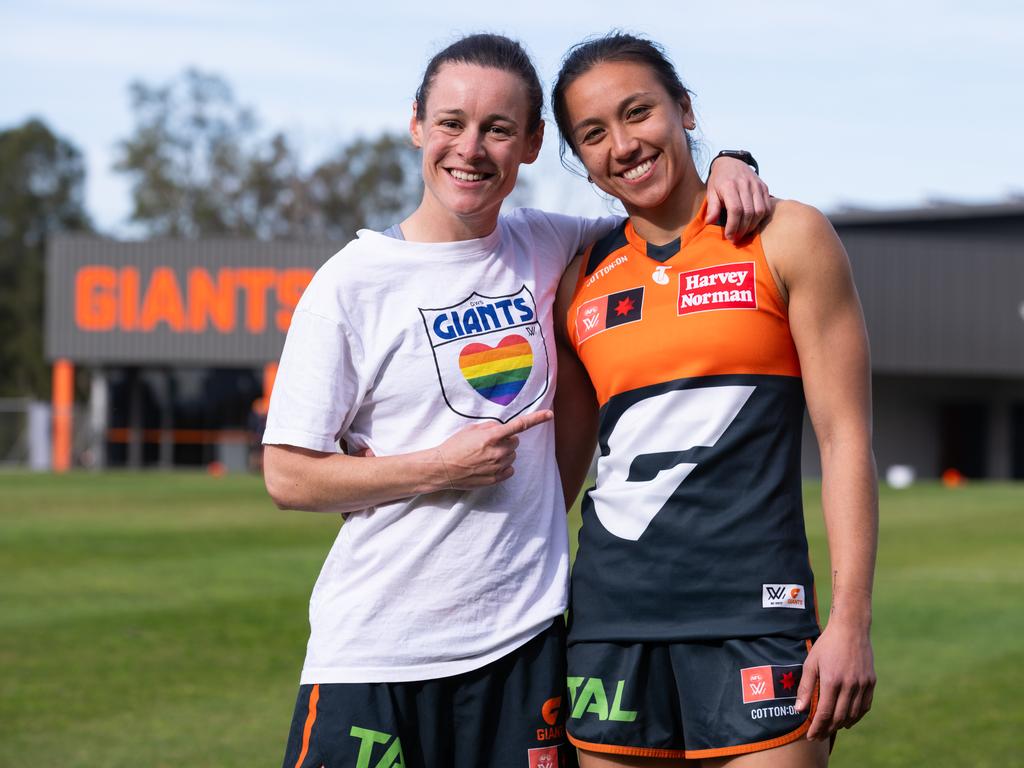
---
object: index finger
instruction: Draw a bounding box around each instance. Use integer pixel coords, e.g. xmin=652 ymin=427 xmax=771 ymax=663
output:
xmin=705 ymin=188 xmax=723 ymax=225
xmin=807 ymin=682 xmax=837 ymax=740
xmin=499 ymin=409 xmax=554 ymax=437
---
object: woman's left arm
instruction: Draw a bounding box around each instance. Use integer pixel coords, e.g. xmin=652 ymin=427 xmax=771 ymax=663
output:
xmin=761 ymin=200 xmax=879 ymax=741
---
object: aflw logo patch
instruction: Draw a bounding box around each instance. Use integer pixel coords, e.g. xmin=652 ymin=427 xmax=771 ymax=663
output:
xmin=678 ymin=261 xmax=757 ymax=315
xmin=740 ymin=663 xmax=802 ymax=704
xmin=575 ymin=287 xmax=644 ymax=344
xmin=528 ymin=746 xmax=562 ymax=768
xmin=762 ymin=584 xmax=806 ymax=609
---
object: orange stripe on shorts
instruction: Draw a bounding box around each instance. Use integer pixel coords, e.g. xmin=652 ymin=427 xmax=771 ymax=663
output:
xmin=293 ymin=683 xmax=320 ymax=768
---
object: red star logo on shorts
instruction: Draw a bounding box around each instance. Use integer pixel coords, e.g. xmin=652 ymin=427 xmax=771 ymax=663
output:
xmin=779 ymin=671 xmax=796 ymax=690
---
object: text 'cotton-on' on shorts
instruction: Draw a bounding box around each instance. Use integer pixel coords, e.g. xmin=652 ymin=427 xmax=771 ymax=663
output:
xmin=283 ymin=617 xmax=575 ymax=768
xmin=565 ymin=633 xmax=818 ymax=761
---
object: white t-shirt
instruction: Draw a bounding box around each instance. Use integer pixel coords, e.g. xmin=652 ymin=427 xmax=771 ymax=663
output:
xmin=264 ymin=208 xmax=615 ymax=683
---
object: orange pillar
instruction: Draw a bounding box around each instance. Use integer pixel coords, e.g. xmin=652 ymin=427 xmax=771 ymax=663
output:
xmin=52 ymin=359 xmax=74 ymax=473
xmin=263 ymin=362 xmax=278 ymax=403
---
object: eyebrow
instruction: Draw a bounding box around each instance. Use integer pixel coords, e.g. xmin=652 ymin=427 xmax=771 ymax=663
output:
xmin=571 ymin=91 xmax=657 ymax=135
xmin=433 ymin=108 xmax=520 ymax=127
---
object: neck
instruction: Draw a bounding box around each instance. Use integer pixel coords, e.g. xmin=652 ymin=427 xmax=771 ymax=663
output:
xmin=625 ymin=169 xmax=706 ymax=245
xmin=401 ymin=193 xmax=499 ymax=243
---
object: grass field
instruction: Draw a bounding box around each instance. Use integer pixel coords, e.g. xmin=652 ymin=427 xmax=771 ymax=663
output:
xmin=1 ymin=472 xmax=1022 ymax=767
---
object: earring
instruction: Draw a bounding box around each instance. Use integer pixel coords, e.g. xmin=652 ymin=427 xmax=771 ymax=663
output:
xmin=587 ymin=175 xmax=593 ymax=183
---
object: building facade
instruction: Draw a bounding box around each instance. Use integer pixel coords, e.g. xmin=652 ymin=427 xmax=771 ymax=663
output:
xmin=801 ymin=202 xmax=1024 ymax=480
xmin=46 ymin=203 xmax=1024 ymax=477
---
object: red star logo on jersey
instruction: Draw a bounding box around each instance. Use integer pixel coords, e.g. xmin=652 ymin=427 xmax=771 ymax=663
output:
xmin=614 ymin=296 xmax=635 ymax=316
xmin=779 ymin=671 xmax=796 ymax=690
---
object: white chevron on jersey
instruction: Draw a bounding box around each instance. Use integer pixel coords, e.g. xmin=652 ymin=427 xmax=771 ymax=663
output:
xmin=591 ymin=385 xmax=755 ymax=540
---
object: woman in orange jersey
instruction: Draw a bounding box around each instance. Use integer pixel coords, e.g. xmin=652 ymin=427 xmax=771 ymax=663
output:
xmin=550 ymin=34 xmax=878 ymax=767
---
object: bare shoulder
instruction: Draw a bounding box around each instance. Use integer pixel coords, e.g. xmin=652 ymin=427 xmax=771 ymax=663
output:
xmin=762 ymin=199 xmax=848 ymax=287
xmin=763 ymin=199 xmax=838 ymax=245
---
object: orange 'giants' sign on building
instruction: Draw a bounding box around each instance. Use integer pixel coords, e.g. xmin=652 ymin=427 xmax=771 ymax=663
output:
xmin=74 ymin=266 xmax=313 ymax=334
xmin=47 ymin=235 xmax=336 ymax=365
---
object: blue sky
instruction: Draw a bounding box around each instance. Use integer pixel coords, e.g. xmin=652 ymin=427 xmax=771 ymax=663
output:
xmin=3 ymin=0 xmax=1022 ymax=234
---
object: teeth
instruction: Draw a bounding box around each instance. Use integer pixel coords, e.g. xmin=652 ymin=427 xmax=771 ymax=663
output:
xmin=622 ymin=159 xmax=654 ymax=180
xmin=450 ymin=169 xmax=486 ymax=181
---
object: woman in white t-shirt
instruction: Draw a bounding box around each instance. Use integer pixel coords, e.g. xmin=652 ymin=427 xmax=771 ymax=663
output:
xmin=262 ymin=33 xmax=768 ymax=768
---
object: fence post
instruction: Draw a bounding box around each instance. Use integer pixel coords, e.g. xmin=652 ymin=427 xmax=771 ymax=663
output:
xmin=52 ymin=359 xmax=74 ymax=473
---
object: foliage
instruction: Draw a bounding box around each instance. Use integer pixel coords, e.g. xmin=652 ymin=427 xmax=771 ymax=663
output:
xmin=302 ymin=133 xmax=422 ymax=240
xmin=114 ymin=69 xmax=422 ymax=241
xmin=113 ymin=69 xmax=260 ymax=238
xmin=1 ymin=474 xmax=1022 ymax=766
xmin=0 ymin=119 xmax=91 ymax=396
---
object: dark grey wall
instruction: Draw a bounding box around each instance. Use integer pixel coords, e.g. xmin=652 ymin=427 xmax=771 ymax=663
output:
xmin=835 ymin=211 xmax=1024 ymax=377
xmin=801 ymin=373 xmax=1024 ymax=480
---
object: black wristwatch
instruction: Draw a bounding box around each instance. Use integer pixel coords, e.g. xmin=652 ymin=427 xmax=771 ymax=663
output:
xmin=710 ymin=149 xmax=759 ymax=175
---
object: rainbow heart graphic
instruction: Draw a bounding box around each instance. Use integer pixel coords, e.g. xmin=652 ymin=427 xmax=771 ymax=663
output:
xmin=458 ymin=334 xmax=533 ymax=406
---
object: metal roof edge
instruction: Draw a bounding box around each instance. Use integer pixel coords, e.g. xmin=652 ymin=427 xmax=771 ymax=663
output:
xmin=828 ymin=201 xmax=1024 ymax=226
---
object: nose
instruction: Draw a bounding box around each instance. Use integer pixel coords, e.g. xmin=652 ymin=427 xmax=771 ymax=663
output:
xmin=456 ymin=127 xmax=486 ymax=163
xmin=609 ymin=125 xmax=640 ymax=162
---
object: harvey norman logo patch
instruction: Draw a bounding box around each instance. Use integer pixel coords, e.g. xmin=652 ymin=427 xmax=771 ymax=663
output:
xmin=762 ymin=584 xmax=806 ymax=609
xmin=678 ymin=261 xmax=757 ymax=315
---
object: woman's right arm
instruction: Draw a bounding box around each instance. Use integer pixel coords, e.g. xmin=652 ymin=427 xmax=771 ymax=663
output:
xmin=264 ymin=444 xmax=446 ymax=513
xmin=553 ymin=253 xmax=599 ymax=510
xmin=263 ymin=266 xmax=553 ymax=514
xmin=264 ymin=412 xmax=554 ymax=514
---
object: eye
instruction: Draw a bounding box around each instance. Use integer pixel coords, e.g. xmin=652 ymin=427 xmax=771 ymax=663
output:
xmin=580 ymin=127 xmax=604 ymax=145
xmin=486 ymin=124 xmax=512 ymax=138
xmin=626 ymin=105 xmax=651 ymax=120
xmin=439 ymin=119 xmax=461 ymax=131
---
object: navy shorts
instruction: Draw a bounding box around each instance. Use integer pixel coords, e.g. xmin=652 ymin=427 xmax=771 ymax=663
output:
xmin=565 ymin=634 xmax=818 ymax=761
xmin=283 ymin=618 xmax=574 ymax=768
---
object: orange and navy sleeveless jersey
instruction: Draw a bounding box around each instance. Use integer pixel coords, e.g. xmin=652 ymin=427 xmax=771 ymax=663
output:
xmin=566 ymin=201 xmax=819 ymax=643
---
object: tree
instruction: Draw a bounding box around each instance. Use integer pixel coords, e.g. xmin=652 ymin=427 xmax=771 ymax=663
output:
xmin=0 ymin=118 xmax=91 ymax=397
xmin=114 ymin=69 xmax=425 ymax=242
xmin=302 ymin=133 xmax=422 ymax=241
xmin=114 ymin=69 xmax=260 ymax=238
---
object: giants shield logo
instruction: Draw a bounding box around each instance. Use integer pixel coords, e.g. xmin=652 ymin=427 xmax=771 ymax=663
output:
xmin=419 ymin=286 xmax=550 ymax=423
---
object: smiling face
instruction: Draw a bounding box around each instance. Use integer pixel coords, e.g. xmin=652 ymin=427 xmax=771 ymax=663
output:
xmin=563 ymin=59 xmax=698 ymax=227
xmin=409 ymin=62 xmax=543 ymax=240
